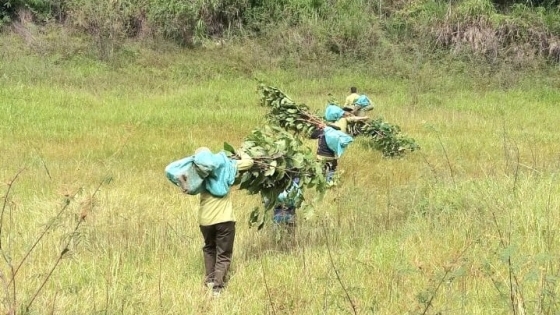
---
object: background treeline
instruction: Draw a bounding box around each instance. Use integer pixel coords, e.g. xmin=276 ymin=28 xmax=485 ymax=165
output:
xmin=2 ymin=0 xmax=560 ymax=65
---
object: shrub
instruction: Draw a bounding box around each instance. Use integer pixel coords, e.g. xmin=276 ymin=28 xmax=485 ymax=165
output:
xmin=0 ymin=0 xmax=62 ymax=26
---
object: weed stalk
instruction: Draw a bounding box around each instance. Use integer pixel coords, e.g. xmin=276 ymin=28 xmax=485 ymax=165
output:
xmin=260 ymin=258 xmax=277 ymax=315
xmin=321 ymin=220 xmax=357 ymax=315
xmin=24 ymin=177 xmax=109 ymax=313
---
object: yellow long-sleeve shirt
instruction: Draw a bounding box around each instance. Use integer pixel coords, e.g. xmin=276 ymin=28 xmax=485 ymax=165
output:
xmin=344 ymin=93 xmax=360 ymax=107
xmin=198 ymin=155 xmax=253 ymax=226
xmin=332 ymin=116 xmax=369 ymax=134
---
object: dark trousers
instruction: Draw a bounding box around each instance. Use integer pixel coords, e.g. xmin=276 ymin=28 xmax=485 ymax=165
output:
xmin=199 ymin=221 xmax=236 ymax=289
xmin=324 ymin=159 xmax=338 ymax=182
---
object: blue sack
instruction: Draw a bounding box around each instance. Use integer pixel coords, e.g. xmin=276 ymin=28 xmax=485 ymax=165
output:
xmin=324 ymin=104 xmax=345 ymax=122
xmin=354 ymin=95 xmax=372 ymax=107
xmin=277 ymin=177 xmax=302 ymax=207
xmin=165 ymin=156 xmax=204 ymax=195
xmin=324 ymin=126 xmax=354 ymax=157
xmin=165 ymin=151 xmax=237 ymax=197
xmin=196 ymin=151 xmax=237 ymax=197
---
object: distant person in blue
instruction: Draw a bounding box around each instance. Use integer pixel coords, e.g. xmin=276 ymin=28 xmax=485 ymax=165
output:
xmin=310 ymin=122 xmax=354 ymax=186
xmin=272 ymin=177 xmax=302 ymax=228
xmin=263 ymin=177 xmax=302 ymax=235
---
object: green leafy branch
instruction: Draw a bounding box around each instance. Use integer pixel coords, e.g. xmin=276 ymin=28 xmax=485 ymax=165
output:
xmin=347 ymin=119 xmax=420 ymax=158
xmin=258 ymin=83 xmax=420 ymax=158
xmin=225 ymin=125 xmax=327 ymax=229
xmin=258 ymin=83 xmax=323 ymax=137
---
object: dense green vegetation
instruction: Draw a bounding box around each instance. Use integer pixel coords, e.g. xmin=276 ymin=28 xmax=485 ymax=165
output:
xmin=3 ymin=0 xmax=560 ymax=65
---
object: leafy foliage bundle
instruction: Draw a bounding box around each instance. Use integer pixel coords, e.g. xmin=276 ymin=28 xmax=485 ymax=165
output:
xmin=258 ymin=84 xmax=323 ymax=137
xmin=346 ymin=119 xmax=420 ymax=157
xmin=225 ymin=124 xmax=327 ymax=229
xmin=258 ymin=83 xmax=419 ymax=158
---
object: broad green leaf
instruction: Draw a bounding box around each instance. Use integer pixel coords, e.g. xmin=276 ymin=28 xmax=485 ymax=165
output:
xmin=249 ymin=207 xmax=260 ymax=225
xmin=264 ymin=160 xmax=277 ymax=177
xmin=223 ymin=142 xmax=235 ymax=154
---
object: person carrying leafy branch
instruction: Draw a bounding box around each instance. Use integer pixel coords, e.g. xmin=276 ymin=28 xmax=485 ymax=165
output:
xmin=165 ymin=146 xmax=253 ymax=297
xmin=324 ymin=103 xmax=370 ymax=134
xmin=310 ymin=123 xmax=354 ymax=186
xmin=344 ymin=86 xmax=360 ymax=108
xmin=351 ymin=94 xmax=375 ymax=117
xmin=343 ymin=86 xmax=375 ymax=117
xmin=258 ymin=83 xmax=418 ymax=158
xmin=310 ymin=123 xmax=337 ymax=185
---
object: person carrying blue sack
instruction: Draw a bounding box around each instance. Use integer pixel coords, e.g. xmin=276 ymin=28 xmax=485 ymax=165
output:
xmin=324 ymin=103 xmax=369 ymax=135
xmin=344 ymin=86 xmax=360 ymax=108
xmin=310 ymin=122 xmax=353 ymax=186
xmin=262 ymin=177 xmax=302 ymax=236
xmin=273 ymin=177 xmax=302 ymax=225
xmin=343 ymin=86 xmax=375 ymax=117
xmin=165 ymin=147 xmax=253 ymax=297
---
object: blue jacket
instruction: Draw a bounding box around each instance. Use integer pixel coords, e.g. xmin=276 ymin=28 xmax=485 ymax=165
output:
xmin=277 ymin=178 xmax=302 ymax=207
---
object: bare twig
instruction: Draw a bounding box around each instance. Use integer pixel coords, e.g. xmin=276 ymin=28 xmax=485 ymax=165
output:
xmin=301 ymin=236 xmax=307 ymax=274
xmin=490 ymin=211 xmax=526 ymax=315
xmin=434 ymin=130 xmax=455 ymax=186
xmin=420 ymin=152 xmax=439 ymax=182
xmin=500 ymin=116 xmax=523 ymax=199
xmin=501 ymin=114 xmax=510 ymax=171
xmin=1 ymin=168 xmax=25 ymax=311
xmin=165 ymin=222 xmax=194 ymax=242
xmin=49 ymin=291 xmax=58 ymax=315
xmin=512 ymin=141 xmax=520 ymax=196
xmin=260 ymin=258 xmax=277 ymax=315
xmin=9 ymin=188 xmax=82 ymax=285
xmin=321 ymin=220 xmax=357 ymax=315
xmin=0 ymin=270 xmax=14 ymax=315
xmin=104 ymin=275 xmax=110 ymax=315
xmin=491 ymin=211 xmax=516 ymax=314
xmin=39 ymin=155 xmax=52 ymax=180
xmin=24 ymin=177 xmax=109 ymax=313
xmin=0 ymin=168 xmax=25 ymax=249
xmin=158 ymin=252 xmax=163 ymax=310
xmin=420 ymin=243 xmax=471 ymax=315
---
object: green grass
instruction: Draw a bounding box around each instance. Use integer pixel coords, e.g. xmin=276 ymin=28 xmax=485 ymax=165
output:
xmin=2 ymin=30 xmax=560 ymax=314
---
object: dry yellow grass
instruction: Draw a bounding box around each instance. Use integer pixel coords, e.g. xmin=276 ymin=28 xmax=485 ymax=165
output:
xmin=2 ymin=31 xmax=560 ymax=314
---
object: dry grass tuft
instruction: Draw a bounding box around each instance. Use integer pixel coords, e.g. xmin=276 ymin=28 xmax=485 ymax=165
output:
xmin=434 ymin=15 xmax=560 ymax=64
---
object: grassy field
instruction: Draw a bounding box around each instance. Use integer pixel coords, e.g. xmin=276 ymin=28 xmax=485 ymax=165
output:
xmin=2 ymin=31 xmax=560 ymax=315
